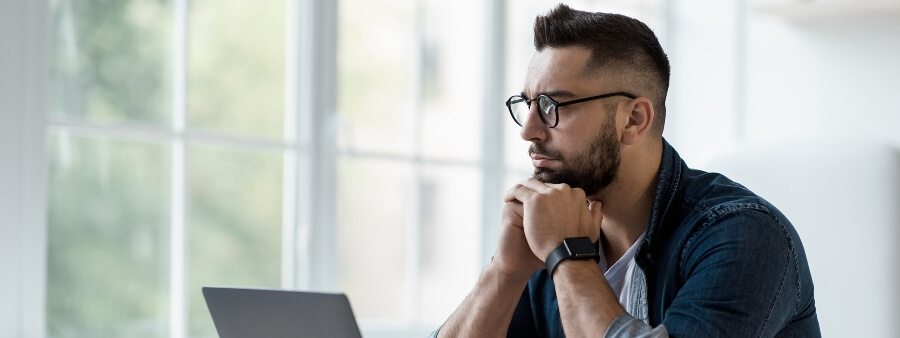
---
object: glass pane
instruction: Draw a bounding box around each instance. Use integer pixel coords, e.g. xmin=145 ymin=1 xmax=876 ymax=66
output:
xmin=336 ymin=157 xmax=411 ymax=320
xmin=418 ymin=0 xmax=484 ymax=161
xmin=48 ymin=0 xmax=172 ymax=125
xmin=417 ymin=165 xmax=481 ymax=324
xmin=338 ymin=0 xmax=416 ymax=156
xmin=187 ymin=145 xmax=283 ymax=337
xmin=47 ymin=133 xmax=170 ymax=337
xmin=187 ymin=0 xmax=286 ymax=139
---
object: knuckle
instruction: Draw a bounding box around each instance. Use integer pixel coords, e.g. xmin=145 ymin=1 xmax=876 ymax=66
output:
xmin=574 ymin=188 xmax=586 ymax=199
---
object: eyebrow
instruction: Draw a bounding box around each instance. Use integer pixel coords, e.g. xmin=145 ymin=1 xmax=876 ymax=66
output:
xmin=521 ymin=90 xmax=578 ymax=100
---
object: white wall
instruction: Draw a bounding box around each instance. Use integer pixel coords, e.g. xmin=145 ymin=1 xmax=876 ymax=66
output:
xmin=663 ymin=0 xmax=741 ymax=164
xmin=665 ymin=0 xmax=900 ymax=161
xmin=744 ymin=4 xmax=900 ymax=148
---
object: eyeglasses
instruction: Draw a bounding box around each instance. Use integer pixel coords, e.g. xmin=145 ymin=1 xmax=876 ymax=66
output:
xmin=506 ymin=92 xmax=637 ymax=128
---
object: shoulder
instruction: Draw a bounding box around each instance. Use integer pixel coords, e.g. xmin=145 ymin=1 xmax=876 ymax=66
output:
xmin=678 ymin=166 xmax=773 ymax=216
xmin=671 ymin=166 xmax=802 ymax=279
xmin=647 ymin=160 xmax=817 ymax=334
xmin=654 ymin=191 xmax=813 ymax=336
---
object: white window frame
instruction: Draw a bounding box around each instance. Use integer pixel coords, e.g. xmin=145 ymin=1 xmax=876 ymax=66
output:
xmin=292 ymin=0 xmax=339 ymax=293
xmin=0 ymin=0 xmax=49 ymax=337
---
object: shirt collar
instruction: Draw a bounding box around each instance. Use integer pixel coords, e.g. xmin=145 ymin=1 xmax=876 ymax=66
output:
xmin=638 ymin=138 xmax=682 ymax=262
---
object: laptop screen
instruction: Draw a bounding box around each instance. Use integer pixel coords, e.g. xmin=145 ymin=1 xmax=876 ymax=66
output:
xmin=203 ymin=287 xmax=363 ymax=338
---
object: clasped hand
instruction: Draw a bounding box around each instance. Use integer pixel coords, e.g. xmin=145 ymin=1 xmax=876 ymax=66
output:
xmin=494 ymin=178 xmax=603 ymax=278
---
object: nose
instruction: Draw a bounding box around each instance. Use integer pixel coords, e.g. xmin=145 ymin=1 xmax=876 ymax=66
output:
xmin=519 ymin=104 xmax=549 ymax=142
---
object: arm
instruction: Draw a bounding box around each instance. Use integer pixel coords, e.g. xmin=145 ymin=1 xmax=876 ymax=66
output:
xmin=552 ymin=259 xmax=625 ymax=335
xmin=552 ymin=260 xmax=668 ymax=337
xmin=436 ymin=201 xmax=543 ymax=338
xmin=436 ymin=262 xmax=533 ymax=338
xmin=569 ymin=209 xmax=806 ymax=338
xmin=655 ymin=209 xmax=805 ymax=337
xmin=506 ymin=179 xmax=632 ymax=336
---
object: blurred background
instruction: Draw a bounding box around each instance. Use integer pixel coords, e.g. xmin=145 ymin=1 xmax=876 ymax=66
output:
xmin=2 ymin=0 xmax=899 ymax=337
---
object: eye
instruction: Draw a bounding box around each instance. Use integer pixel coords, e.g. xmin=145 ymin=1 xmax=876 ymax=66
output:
xmin=538 ymin=96 xmax=555 ymax=115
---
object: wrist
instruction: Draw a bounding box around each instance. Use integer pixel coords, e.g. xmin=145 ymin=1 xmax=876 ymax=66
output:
xmin=487 ymin=259 xmax=538 ymax=284
xmin=552 ymin=259 xmax=598 ymax=278
xmin=545 ymin=237 xmax=599 ymax=277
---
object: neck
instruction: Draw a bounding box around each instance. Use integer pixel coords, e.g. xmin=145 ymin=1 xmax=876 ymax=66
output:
xmin=590 ymin=141 xmax=663 ymax=266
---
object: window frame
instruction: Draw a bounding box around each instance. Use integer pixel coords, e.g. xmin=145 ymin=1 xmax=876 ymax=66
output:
xmin=0 ymin=0 xmax=49 ymax=336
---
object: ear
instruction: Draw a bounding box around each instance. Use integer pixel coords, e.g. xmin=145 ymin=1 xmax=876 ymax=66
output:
xmin=620 ymin=97 xmax=654 ymax=145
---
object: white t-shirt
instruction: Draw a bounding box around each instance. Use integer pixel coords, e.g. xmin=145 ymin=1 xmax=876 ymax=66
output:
xmin=598 ymin=233 xmax=646 ymax=310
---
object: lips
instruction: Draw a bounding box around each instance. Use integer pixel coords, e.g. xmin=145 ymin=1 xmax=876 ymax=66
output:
xmin=531 ymin=154 xmax=557 ymax=168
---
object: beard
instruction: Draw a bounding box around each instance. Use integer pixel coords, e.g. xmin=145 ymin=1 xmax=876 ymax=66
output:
xmin=529 ymin=119 xmax=621 ymax=196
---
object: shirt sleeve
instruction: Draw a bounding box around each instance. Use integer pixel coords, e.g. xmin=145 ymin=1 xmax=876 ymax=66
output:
xmin=654 ymin=208 xmax=808 ymax=337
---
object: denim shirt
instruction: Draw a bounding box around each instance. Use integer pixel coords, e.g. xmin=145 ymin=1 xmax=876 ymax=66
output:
xmin=507 ymin=140 xmax=820 ymax=337
xmin=431 ymin=140 xmax=821 ymax=337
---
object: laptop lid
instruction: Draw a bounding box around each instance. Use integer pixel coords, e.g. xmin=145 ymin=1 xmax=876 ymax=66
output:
xmin=202 ymin=287 xmax=363 ymax=338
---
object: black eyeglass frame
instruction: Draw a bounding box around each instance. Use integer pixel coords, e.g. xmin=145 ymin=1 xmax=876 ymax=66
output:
xmin=506 ymin=91 xmax=637 ymax=128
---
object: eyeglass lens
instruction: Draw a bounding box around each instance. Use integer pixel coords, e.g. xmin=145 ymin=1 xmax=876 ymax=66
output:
xmin=509 ymin=95 xmax=557 ymax=127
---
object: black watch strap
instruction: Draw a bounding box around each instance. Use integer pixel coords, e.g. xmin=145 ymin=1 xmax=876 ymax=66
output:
xmin=545 ymin=237 xmax=598 ymax=277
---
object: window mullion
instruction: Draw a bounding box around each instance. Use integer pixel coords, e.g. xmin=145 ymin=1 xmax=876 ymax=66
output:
xmin=296 ymin=0 xmax=339 ymax=292
xmin=1 ymin=0 xmax=49 ymax=336
xmin=405 ymin=0 xmax=426 ymax=326
xmin=169 ymin=0 xmax=188 ymax=337
xmin=480 ymin=0 xmax=507 ymax=266
xmin=282 ymin=0 xmax=299 ymax=290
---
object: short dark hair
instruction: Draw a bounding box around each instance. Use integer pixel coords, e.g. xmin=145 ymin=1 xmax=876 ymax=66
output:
xmin=534 ymin=4 xmax=671 ymax=135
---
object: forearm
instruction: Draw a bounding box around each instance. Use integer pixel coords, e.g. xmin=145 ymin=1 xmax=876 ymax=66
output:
xmin=437 ymin=263 xmax=532 ymax=338
xmin=552 ymin=259 xmax=625 ymax=337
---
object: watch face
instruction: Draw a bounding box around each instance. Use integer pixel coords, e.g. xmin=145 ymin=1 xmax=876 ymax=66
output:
xmin=564 ymin=237 xmax=596 ymax=258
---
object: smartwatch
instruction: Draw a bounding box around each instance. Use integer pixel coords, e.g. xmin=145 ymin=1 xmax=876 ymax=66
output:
xmin=545 ymin=237 xmax=599 ymax=277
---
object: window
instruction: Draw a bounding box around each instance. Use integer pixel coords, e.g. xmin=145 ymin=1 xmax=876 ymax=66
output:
xmin=335 ymin=0 xmax=486 ymax=330
xmin=47 ymin=0 xmax=286 ymax=337
xmin=43 ymin=0 xmax=665 ymax=337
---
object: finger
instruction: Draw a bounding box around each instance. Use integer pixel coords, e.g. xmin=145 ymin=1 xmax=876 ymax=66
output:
xmin=503 ymin=182 xmax=537 ymax=203
xmin=519 ymin=178 xmax=554 ymax=194
xmin=588 ymin=200 xmax=604 ymax=226
xmin=507 ymin=182 xmax=547 ymax=206
xmin=532 ymin=180 xmax=586 ymax=200
xmin=506 ymin=202 xmax=525 ymax=225
xmin=502 ymin=184 xmax=520 ymax=203
xmin=587 ymin=201 xmax=604 ymax=242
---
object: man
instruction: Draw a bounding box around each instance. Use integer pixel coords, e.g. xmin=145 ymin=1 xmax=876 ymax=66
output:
xmin=432 ymin=4 xmax=819 ymax=338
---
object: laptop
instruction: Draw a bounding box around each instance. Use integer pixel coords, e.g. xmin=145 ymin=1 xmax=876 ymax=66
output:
xmin=202 ymin=287 xmax=363 ymax=338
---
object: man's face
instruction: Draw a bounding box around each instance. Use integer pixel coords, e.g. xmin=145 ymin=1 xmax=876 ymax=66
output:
xmin=529 ymin=115 xmax=620 ymax=197
xmin=520 ymin=47 xmax=622 ymax=196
